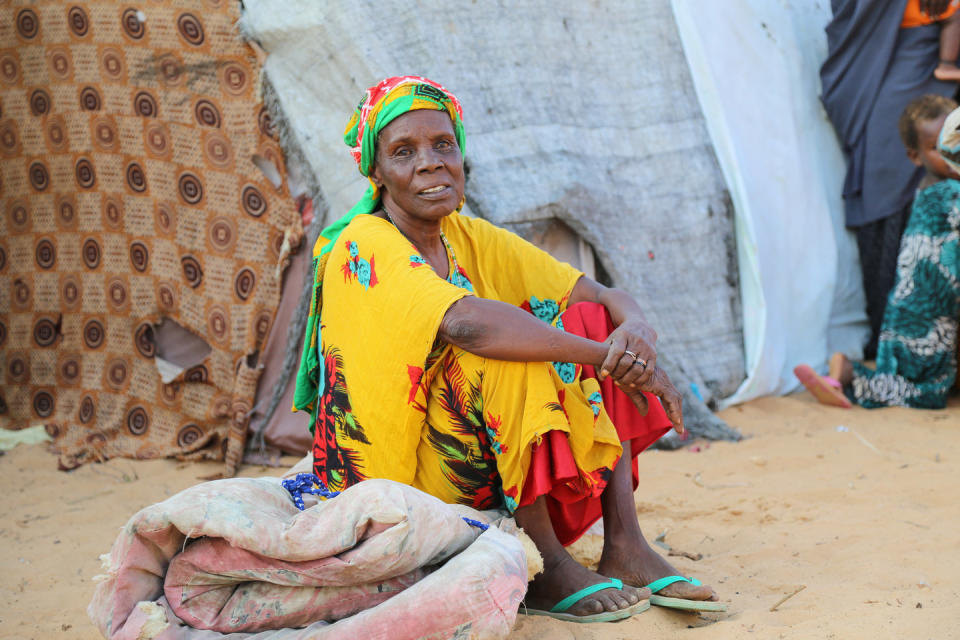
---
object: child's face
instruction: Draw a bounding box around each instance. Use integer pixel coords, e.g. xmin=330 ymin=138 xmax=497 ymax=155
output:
xmin=907 ymin=113 xmax=960 ymax=180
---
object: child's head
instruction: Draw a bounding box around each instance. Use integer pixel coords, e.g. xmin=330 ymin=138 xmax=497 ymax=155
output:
xmin=898 ymin=94 xmax=959 ymax=180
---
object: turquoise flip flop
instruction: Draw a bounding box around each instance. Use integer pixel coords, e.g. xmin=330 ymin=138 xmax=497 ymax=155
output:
xmin=522 ymin=577 xmax=651 ymax=623
xmin=645 ymin=576 xmax=728 ymax=612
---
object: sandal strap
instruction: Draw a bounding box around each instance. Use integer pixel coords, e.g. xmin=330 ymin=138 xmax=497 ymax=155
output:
xmin=644 ymin=575 xmax=701 ymax=594
xmin=550 ymin=578 xmax=624 ymax=613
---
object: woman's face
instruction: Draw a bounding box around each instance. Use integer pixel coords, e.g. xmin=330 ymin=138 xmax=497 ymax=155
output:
xmin=371 ymin=109 xmax=465 ymax=223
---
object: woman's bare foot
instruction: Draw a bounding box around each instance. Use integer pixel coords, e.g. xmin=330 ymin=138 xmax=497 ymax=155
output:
xmin=524 ymin=550 xmax=647 ymax=615
xmin=935 ymin=62 xmax=960 ymax=81
xmin=597 ymin=538 xmax=717 ymax=601
xmin=828 ymin=352 xmax=853 ymax=386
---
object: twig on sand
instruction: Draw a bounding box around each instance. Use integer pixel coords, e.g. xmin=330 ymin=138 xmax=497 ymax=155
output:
xmin=654 ymin=530 xmax=703 ymax=561
xmin=849 ymin=428 xmax=881 ymax=455
xmin=770 ymin=585 xmax=806 ymax=612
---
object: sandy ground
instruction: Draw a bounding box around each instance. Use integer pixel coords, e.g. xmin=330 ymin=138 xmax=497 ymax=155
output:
xmin=1 ymin=392 xmax=958 ymax=639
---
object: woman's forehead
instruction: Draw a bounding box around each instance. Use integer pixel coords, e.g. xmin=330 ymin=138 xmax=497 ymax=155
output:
xmin=378 ymin=109 xmax=455 ymax=143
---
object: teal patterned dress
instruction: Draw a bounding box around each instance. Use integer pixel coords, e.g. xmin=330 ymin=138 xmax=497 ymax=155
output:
xmin=849 ymin=179 xmax=960 ymax=409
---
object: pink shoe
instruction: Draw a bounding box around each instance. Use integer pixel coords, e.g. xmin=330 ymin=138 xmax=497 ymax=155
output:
xmin=793 ymin=364 xmax=852 ymax=408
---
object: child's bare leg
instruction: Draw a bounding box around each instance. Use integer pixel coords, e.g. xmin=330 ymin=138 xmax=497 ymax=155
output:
xmin=935 ymin=12 xmax=960 ymax=81
xmin=828 ymin=352 xmax=854 ymax=386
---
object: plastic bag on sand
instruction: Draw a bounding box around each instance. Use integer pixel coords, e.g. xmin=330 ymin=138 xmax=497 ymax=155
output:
xmin=88 ymin=478 xmax=527 ymax=639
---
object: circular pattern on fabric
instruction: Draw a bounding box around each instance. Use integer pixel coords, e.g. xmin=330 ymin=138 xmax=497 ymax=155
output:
xmin=68 ymin=6 xmax=89 ymax=37
xmin=92 ymin=117 xmax=118 ymax=151
xmin=1 ymin=53 xmax=20 ymax=84
xmin=29 ymin=88 xmax=51 ymax=116
xmin=60 ymin=357 xmax=80 ymax=384
xmin=157 ymin=281 xmax=176 ymax=310
xmin=126 ymin=162 xmax=147 ymax=192
xmin=178 ymin=172 xmax=203 ymax=204
xmin=177 ymin=13 xmax=204 ymax=45
xmin=0 ymin=121 xmax=18 ymax=154
xmin=207 ymin=306 xmax=228 ymax=343
xmin=241 ymin=185 xmax=266 ymax=217
xmin=193 ymin=99 xmax=220 ymax=128
xmin=83 ymin=319 xmax=105 ymax=349
xmin=155 ymin=202 xmax=173 ymax=234
xmin=75 ymin=158 xmax=96 ymax=189
xmin=253 ymin=309 xmax=273 ymax=346
xmin=35 ymin=238 xmax=55 ymax=269
xmin=144 ymin=122 xmax=169 ymax=157
xmin=29 ymin=161 xmax=50 ymax=191
xmin=160 ymin=382 xmax=179 ymax=405
xmin=56 ymin=195 xmax=76 ymax=227
xmin=82 ymin=237 xmax=101 ymax=269
xmin=107 ymin=277 xmax=128 ymax=309
xmin=202 ymin=131 xmax=232 ymax=168
xmin=10 ymin=200 xmax=29 ymax=230
xmin=207 ymin=216 xmax=235 ymax=251
xmin=219 ymin=61 xmax=249 ymax=96
xmin=122 ymin=7 xmax=145 ymax=39
xmin=180 ymin=255 xmax=203 ymax=288
xmin=44 ymin=423 xmax=59 ymax=438
xmin=106 ymin=358 xmax=129 ymax=390
xmin=34 ymin=317 xmax=58 ymax=347
xmin=134 ymin=322 xmax=155 ymax=358
xmin=133 ymin=90 xmax=157 ymax=117
xmin=158 ymin=53 xmax=184 ymax=87
xmin=45 ymin=116 xmax=68 ymax=152
xmin=258 ymin=105 xmax=276 ymax=138
xmin=61 ymin=276 xmax=81 ymax=307
xmin=78 ymin=395 xmax=95 ymax=423
xmin=231 ymin=400 xmax=251 ymax=428
xmin=17 ymin=8 xmax=39 ymax=39
xmin=100 ymin=47 xmax=124 ymax=80
xmin=129 ymin=242 xmax=149 ymax=272
xmin=126 ymin=406 xmax=149 ymax=435
xmin=33 ymin=391 xmax=54 ymax=418
xmin=14 ymin=279 xmax=31 ymax=309
xmin=79 ymin=86 xmax=101 ymax=111
xmin=177 ymin=423 xmax=203 ymax=449
xmin=234 ymin=267 xmax=255 ymax=300
xmin=102 ymin=195 xmax=123 ymax=228
xmin=48 ymin=48 xmax=71 ymax=79
xmin=8 ymin=357 xmax=28 ymax=382
xmin=212 ymin=395 xmax=230 ymax=417
xmin=184 ymin=365 xmax=207 ymax=383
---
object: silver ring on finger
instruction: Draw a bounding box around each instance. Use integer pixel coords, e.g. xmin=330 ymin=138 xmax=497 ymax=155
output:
xmin=624 ymin=349 xmax=640 ymax=362
xmin=635 ymin=358 xmax=648 ymax=371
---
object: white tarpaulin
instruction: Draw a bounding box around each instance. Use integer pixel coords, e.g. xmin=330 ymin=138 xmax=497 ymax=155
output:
xmin=671 ymin=0 xmax=869 ymax=406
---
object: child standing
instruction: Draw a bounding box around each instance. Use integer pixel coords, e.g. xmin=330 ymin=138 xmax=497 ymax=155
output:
xmin=796 ymin=95 xmax=960 ymax=408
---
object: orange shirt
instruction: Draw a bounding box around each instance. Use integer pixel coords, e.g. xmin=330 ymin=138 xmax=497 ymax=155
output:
xmin=902 ymin=0 xmax=960 ymax=28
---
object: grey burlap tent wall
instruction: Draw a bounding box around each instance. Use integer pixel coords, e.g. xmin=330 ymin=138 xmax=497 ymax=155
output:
xmin=240 ymin=0 xmax=744 ymax=452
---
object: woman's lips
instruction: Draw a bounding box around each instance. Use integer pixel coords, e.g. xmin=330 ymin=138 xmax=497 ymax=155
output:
xmin=418 ymin=185 xmax=450 ymax=197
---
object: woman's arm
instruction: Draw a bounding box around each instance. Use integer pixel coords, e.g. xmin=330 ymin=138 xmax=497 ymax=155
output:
xmin=568 ymin=276 xmax=658 ymax=389
xmin=438 ymin=293 xmax=684 ymax=432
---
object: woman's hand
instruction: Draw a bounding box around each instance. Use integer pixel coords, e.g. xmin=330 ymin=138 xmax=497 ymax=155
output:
xmin=599 ymin=317 xmax=657 ymax=389
xmin=623 ymin=366 xmax=685 ymax=435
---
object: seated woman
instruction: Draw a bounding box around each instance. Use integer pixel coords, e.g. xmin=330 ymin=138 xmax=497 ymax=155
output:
xmin=294 ymin=76 xmax=719 ymax=621
xmin=796 ymin=95 xmax=960 ymax=409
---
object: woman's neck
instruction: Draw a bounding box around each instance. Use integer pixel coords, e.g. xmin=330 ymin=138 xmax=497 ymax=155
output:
xmin=378 ymin=205 xmax=449 ymax=277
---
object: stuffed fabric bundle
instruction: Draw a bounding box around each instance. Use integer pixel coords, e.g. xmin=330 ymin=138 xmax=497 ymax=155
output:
xmin=88 ymin=477 xmax=527 ymax=639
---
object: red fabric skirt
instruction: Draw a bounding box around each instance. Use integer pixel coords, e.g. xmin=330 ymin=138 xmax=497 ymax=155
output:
xmin=518 ymin=302 xmax=673 ymax=546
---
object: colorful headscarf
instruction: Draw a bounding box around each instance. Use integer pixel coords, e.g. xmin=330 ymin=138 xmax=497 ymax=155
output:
xmin=315 ymin=76 xmax=466 ymax=259
xmin=294 ymin=77 xmax=465 ymax=417
xmin=938 ymin=106 xmax=960 ymax=175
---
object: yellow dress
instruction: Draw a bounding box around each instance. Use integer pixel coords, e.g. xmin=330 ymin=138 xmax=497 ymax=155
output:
xmin=301 ymin=213 xmax=623 ymax=512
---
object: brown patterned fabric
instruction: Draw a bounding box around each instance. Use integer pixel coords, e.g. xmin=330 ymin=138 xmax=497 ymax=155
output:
xmin=0 ymin=1 xmax=301 ymax=473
